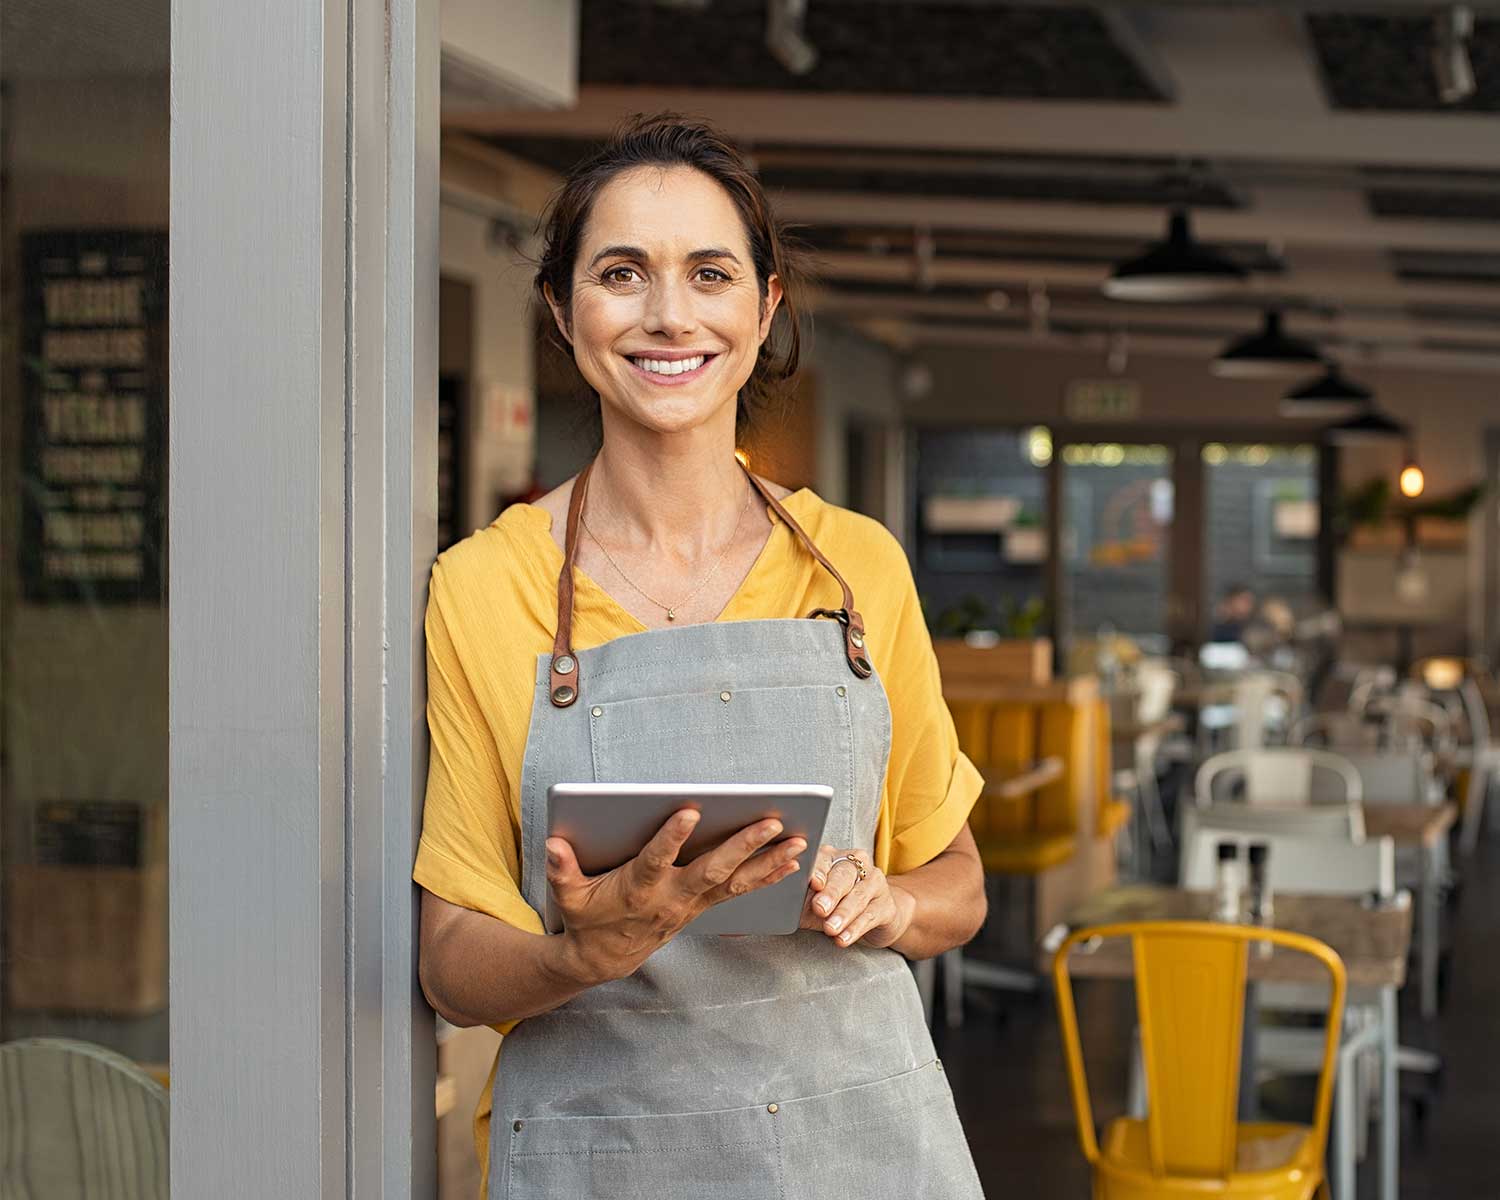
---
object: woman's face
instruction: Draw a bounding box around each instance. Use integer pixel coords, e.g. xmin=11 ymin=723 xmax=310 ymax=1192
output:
xmin=550 ymin=165 xmax=782 ymax=438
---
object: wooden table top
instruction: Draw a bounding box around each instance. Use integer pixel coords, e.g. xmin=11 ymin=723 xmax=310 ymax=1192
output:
xmin=1110 ymin=713 xmax=1185 ymax=743
xmin=1363 ymin=802 xmax=1458 ymax=849
xmin=1057 ymin=884 xmax=1411 ymax=989
xmin=980 ymin=757 xmax=1063 ymax=799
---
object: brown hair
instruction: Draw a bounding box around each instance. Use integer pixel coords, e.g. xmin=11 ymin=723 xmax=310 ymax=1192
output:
xmin=533 ymin=113 xmax=807 ymax=433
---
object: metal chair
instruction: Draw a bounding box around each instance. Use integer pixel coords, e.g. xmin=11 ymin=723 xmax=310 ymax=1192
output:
xmin=0 ymin=1037 xmax=168 ymax=1200
xmin=1055 ymin=921 xmax=1345 ymax=1200
xmin=1195 ymin=747 xmax=1363 ymax=812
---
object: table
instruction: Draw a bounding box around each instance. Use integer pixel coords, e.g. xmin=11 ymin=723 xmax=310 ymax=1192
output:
xmin=1055 ymin=884 xmax=1411 ymax=1200
xmin=1364 ymin=802 xmax=1457 ymax=1020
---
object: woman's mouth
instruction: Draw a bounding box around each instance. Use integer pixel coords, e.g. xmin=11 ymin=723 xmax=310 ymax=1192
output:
xmin=624 ymin=353 xmax=718 ymax=384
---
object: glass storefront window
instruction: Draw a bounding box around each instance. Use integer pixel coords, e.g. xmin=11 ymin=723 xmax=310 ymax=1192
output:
xmin=1 ymin=0 xmax=170 ymax=1077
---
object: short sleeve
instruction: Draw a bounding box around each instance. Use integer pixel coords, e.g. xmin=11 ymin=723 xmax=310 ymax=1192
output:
xmin=871 ymin=548 xmax=982 ymax=877
xmin=413 ymin=563 xmax=544 ymax=935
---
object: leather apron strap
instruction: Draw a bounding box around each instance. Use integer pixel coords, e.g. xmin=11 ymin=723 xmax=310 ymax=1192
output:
xmin=548 ymin=459 xmax=872 ymax=708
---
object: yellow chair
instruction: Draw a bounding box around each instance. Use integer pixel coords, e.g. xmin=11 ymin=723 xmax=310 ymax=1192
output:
xmin=1053 ymin=921 xmax=1345 ymax=1200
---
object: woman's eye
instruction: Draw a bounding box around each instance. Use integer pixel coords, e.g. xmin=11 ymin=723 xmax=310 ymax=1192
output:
xmin=602 ymin=266 xmax=641 ymax=285
xmin=695 ymin=267 xmax=731 ymax=284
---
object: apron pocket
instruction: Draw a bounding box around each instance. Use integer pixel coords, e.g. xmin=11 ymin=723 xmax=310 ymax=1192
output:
xmin=589 ymin=684 xmax=859 ymax=848
xmin=503 ymin=1102 xmax=784 ymax=1200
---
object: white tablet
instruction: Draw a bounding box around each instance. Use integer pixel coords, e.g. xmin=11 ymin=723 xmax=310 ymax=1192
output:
xmin=544 ymin=782 xmax=832 ymax=936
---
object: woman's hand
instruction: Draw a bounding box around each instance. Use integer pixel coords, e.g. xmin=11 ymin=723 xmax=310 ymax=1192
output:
xmin=802 ymin=844 xmax=915 ymax=949
xmin=546 ymin=808 xmax=806 ymax=986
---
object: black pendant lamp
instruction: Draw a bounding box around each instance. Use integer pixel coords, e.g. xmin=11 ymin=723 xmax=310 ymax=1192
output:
xmin=1280 ymin=363 xmax=1373 ymax=418
xmin=1212 ymin=309 xmax=1323 ymax=379
xmin=1324 ymin=406 xmax=1407 ymax=444
xmin=1103 ymin=209 xmax=1248 ymax=301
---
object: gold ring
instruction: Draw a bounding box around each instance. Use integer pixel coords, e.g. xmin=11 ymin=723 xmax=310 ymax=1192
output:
xmin=828 ymin=853 xmax=867 ymax=882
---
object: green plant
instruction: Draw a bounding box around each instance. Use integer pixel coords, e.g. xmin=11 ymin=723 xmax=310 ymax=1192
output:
xmin=999 ymin=596 xmax=1047 ymax=638
xmin=932 ymin=594 xmax=992 ymax=638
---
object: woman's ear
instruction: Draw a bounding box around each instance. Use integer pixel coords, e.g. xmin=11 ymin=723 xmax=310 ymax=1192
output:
xmin=543 ymin=281 xmax=574 ymax=347
xmin=758 ymin=274 xmax=784 ymax=344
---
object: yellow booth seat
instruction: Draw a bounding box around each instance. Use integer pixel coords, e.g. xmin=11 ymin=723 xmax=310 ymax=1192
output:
xmin=947 ymin=697 xmax=1089 ymax=877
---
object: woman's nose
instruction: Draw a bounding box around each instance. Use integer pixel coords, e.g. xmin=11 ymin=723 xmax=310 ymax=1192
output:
xmin=641 ymin=277 xmax=697 ymax=338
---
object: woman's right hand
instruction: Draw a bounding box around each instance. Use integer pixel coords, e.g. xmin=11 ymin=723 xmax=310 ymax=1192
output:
xmin=545 ymin=809 xmax=806 ymax=986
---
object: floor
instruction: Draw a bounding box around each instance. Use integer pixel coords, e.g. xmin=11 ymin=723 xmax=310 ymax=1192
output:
xmin=935 ymin=826 xmax=1500 ymax=1199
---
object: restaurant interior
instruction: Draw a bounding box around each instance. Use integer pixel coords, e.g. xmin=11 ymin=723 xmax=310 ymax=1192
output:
xmin=3 ymin=0 xmax=1500 ymax=1197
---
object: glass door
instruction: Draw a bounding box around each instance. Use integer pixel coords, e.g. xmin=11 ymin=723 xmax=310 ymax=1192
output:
xmin=1058 ymin=441 xmax=1174 ymax=666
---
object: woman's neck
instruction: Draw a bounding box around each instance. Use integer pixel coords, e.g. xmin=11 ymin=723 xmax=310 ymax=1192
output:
xmin=588 ymin=417 xmax=752 ymax=556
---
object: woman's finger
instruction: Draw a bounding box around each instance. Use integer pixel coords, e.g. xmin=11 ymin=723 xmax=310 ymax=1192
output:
xmin=832 ymin=895 xmax=892 ymax=948
xmin=810 ymin=853 xmax=865 ymax=918
xmin=807 ymin=844 xmax=837 ymax=891
xmin=822 ymin=872 xmax=881 ymax=938
xmin=545 ymin=837 xmax=587 ymax=910
xmin=680 ymin=818 xmax=785 ymax=897
xmin=629 ymin=808 xmax=701 ymax=887
xmin=707 ymin=837 xmax=806 ymax=905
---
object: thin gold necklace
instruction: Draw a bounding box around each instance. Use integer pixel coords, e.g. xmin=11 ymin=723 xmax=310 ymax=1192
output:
xmin=580 ymin=479 xmax=754 ymax=622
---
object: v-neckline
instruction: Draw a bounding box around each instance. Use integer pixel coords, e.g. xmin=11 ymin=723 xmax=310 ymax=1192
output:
xmin=517 ymin=487 xmax=814 ymax=634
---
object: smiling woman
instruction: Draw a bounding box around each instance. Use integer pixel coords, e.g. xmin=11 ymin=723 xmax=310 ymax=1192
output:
xmin=414 ymin=114 xmax=987 ymax=1199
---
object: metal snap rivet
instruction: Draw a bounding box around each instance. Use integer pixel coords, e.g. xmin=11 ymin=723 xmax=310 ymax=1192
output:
xmin=936 ymin=1061 xmax=944 ymax=1072
xmin=554 ymin=655 xmax=576 ymax=675
xmin=591 ymin=706 xmax=603 ymax=718
xmin=720 ymin=691 xmax=732 ymax=703
xmin=766 ymin=1103 xmax=779 ymax=1115
xmin=854 ymin=656 xmax=872 ymax=675
xmin=551 ymin=685 xmax=575 ymax=705
xmin=836 ymin=685 xmax=847 ymax=697
xmin=513 ymin=1120 xmax=523 ymax=1132
xmin=850 ymin=631 xmax=865 ymax=649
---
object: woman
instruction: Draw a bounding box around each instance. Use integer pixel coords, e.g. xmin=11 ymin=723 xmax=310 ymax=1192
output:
xmin=416 ymin=114 xmax=988 ymax=1199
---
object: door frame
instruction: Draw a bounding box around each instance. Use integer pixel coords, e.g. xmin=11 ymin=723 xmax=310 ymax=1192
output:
xmin=170 ymin=0 xmax=439 ymax=1195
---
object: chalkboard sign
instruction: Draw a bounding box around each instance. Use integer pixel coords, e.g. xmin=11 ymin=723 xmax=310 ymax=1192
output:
xmin=20 ymin=231 xmax=167 ymax=603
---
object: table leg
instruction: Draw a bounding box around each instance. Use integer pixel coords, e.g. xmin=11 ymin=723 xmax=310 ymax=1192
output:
xmin=1421 ymin=841 xmax=1440 ymax=1021
xmin=1238 ymin=982 xmax=1260 ymax=1121
xmin=1380 ymin=987 xmax=1399 ymax=1200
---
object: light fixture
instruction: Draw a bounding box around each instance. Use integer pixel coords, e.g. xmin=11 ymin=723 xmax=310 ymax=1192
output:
xmin=1324 ymin=406 xmax=1408 ymax=444
xmin=1103 ymin=209 xmax=1248 ymax=301
xmin=1280 ymin=362 xmax=1373 ymax=418
xmin=1212 ymin=310 xmax=1324 ymax=378
xmin=766 ymin=0 xmax=818 ymax=75
xmin=1433 ymin=5 xmax=1476 ymax=105
xmin=1400 ymin=441 xmax=1426 ymax=498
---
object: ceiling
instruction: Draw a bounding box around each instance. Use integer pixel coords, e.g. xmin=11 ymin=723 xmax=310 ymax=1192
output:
xmin=452 ymin=2 xmax=1500 ymax=375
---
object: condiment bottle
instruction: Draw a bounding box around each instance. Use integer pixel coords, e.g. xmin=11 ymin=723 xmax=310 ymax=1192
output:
xmin=1213 ymin=842 xmax=1244 ymax=923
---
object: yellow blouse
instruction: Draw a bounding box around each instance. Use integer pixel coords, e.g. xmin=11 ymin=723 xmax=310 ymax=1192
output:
xmin=412 ymin=487 xmax=982 ymax=1186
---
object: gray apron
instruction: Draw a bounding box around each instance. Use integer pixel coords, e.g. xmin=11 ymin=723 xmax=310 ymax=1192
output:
xmin=489 ymin=463 xmax=983 ymax=1199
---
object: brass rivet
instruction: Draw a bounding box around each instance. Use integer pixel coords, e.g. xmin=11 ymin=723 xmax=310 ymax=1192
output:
xmin=851 ymin=631 xmax=865 ymax=649
xmin=836 ymin=685 xmax=847 ymax=697
xmin=766 ymin=1103 xmax=779 ymax=1114
xmin=513 ymin=1120 xmax=523 ymax=1132
xmin=591 ymin=706 xmax=603 ymax=718
xmin=554 ymin=655 xmax=576 ymax=675
xmin=551 ymin=685 xmax=575 ymax=705
xmin=720 ymin=691 xmax=732 ymax=703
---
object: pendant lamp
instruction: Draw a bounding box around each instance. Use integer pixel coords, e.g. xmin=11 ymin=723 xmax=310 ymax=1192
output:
xmin=1280 ymin=363 xmax=1373 ymax=418
xmin=1103 ymin=209 xmax=1248 ymax=301
xmin=1324 ymin=406 xmax=1407 ymax=444
xmin=1212 ymin=310 xmax=1323 ymax=379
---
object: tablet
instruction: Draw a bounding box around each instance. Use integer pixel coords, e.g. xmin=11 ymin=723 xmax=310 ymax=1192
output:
xmin=544 ymin=782 xmax=833 ymax=936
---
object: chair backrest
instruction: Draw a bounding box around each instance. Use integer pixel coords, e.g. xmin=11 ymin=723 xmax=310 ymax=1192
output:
xmin=1196 ymin=747 xmax=1363 ymax=810
xmin=1333 ymin=750 xmax=1436 ymax=806
xmin=1180 ymin=811 xmax=1393 ymax=895
xmin=1054 ymin=921 xmax=1346 ymax=1181
xmin=1133 ymin=661 xmax=1179 ymax=723
xmin=0 ymin=1038 xmax=168 ymax=1199
xmin=1290 ymin=711 xmax=1379 ymax=750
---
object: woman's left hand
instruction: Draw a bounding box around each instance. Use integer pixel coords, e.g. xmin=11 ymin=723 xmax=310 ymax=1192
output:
xmin=801 ymin=845 xmax=915 ymax=949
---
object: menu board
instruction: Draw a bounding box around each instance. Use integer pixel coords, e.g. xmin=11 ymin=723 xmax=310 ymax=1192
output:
xmin=20 ymin=231 xmax=167 ymax=603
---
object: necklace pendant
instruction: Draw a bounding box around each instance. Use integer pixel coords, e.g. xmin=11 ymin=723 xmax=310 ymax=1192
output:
xmin=667 ymin=608 xmax=677 ymax=621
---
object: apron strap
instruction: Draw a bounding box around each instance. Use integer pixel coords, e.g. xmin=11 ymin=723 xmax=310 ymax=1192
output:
xmin=549 ymin=458 xmax=872 ymax=708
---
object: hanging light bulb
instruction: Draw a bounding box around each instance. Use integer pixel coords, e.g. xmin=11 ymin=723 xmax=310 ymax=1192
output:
xmin=1400 ymin=444 xmax=1426 ymax=498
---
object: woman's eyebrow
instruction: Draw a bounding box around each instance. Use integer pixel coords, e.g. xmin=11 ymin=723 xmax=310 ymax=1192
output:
xmin=686 ymin=248 xmax=741 ymax=265
xmin=587 ymin=244 xmax=648 ymax=269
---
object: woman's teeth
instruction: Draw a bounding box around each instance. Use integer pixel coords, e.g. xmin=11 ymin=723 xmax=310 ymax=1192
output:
xmin=632 ymin=355 xmax=706 ymax=375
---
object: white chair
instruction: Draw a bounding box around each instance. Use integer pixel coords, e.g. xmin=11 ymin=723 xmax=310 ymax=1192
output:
xmin=1184 ymin=799 xmax=1366 ymax=844
xmin=1198 ymin=669 xmax=1304 ymax=752
xmin=1195 ymin=746 xmax=1363 ymax=810
xmin=1175 ymin=823 xmax=1394 ymax=1200
xmin=0 ymin=1038 xmax=168 ymax=1199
